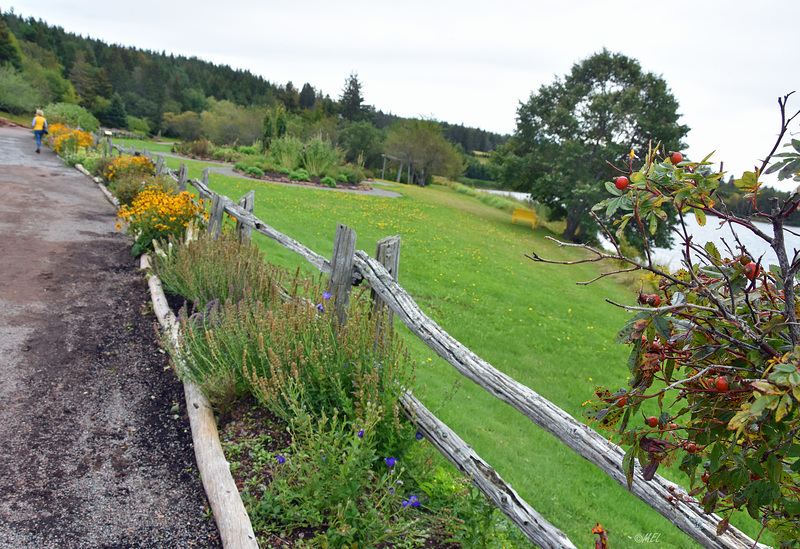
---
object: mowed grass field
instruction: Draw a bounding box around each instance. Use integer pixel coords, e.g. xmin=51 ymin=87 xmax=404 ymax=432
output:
xmin=160 ymin=155 xmax=767 ymax=548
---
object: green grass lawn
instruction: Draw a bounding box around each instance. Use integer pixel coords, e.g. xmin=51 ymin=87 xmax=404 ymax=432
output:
xmin=159 ymin=156 xmax=769 ymax=548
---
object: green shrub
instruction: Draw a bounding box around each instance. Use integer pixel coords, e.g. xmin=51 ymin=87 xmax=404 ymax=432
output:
xmin=238 ymin=145 xmax=258 ymax=155
xmin=212 ymin=147 xmax=243 ymax=163
xmin=245 ymin=166 xmax=264 ymax=178
xmin=269 ymin=136 xmax=303 ymax=170
xmin=336 ymin=165 xmax=364 ymax=184
xmin=92 ymin=156 xmax=115 ymax=179
xmin=289 ymin=168 xmax=311 ymax=182
xmin=173 ymin=138 xmax=216 ymax=158
xmin=152 ymin=231 xmax=289 ymax=310
xmin=44 ymin=102 xmax=99 ymax=133
xmin=64 ymin=148 xmax=103 ymax=171
xmin=320 ymin=176 xmax=336 ymax=188
xmin=301 ymin=134 xmax=342 ymax=175
xmin=112 ymin=173 xmax=176 ymax=207
xmin=126 ymin=116 xmax=150 ymax=135
xmin=277 ymin=166 xmax=290 ymax=175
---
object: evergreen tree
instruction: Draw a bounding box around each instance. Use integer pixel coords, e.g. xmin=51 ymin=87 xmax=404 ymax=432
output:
xmin=299 ymin=82 xmax=315 ymax=110
xmin=262 ymin=109 xmax=273 ymax=152
xmin=0 ymin=17 xmax=23 ymax=70
xmin=103 ymin=93 xmax=127 ymax=128
xmin=340 ymin=72 xmax=368 ymax=122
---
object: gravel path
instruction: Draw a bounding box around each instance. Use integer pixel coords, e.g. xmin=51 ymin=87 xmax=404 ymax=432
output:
xmin=0 ymin=126 xmax=221 ymax=548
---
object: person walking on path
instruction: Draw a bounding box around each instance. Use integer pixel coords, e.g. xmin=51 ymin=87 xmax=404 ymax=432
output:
xmin=31 ymin=109 xmax=48 ymax=153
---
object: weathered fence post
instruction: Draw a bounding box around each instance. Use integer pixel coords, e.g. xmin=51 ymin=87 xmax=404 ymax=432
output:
xmin=206 ymin=194 xmax=225 ymax=239
xmin=106 ymin=136 xmax=113 ymax=155
xmin=202 ymin=167 xmax=210 ymax=187
xmin=177 ymin=163 xmax=189 ymax=192
xmin=154 ymin=155 xmax=166 ymax=175
xmin=372 ymin=235 xmax=401 ymax=347
xmin=328 ymin=223 xmax=357 ymax=329
xmin=372 ymin=235 xmax=401 ymax=318
xmin=236 ymin=190 xmax=255 ymax=242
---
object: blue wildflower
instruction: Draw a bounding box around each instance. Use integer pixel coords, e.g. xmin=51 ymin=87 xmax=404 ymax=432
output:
xmin=358 ymin=429 xmax=364 ymax=438
xmin=316 ymin=303 xmax=324 ymax=312
xmin=323 ymin=291 xmax=332 ymax=300
xmin=416 ymin=431 xmax=424 ymax=440
xmin=384 ymin=457 xmax=396 ymax=468
xmin=277 ymin=455 xmax=285 ymax=464
xmin=402 ymin=495 xmax=419 ymax=508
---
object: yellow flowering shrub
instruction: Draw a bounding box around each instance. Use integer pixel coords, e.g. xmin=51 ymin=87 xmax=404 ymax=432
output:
xmin=116 ymin=185 xmax=207 ymax=256
xmin=47 ymin=123 xmax=70 ymax=137
xmin=50 ymin=128 xmax=94 ymax=156
xmin=104 ymin=155 xmax=155 ymax=183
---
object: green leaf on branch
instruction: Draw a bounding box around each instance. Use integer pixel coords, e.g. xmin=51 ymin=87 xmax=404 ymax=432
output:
xmin=606 ymin=196 xmax=622 ymax=217
xmin=652 ymin=315 xmax=672 ymax=340
xmin=733 ymin=171 xmax=760 ymax=193
xmin=694 ymin=208 xmax=707 ymax=226
xmin=605 ymin=181 xmax=622 ymax=196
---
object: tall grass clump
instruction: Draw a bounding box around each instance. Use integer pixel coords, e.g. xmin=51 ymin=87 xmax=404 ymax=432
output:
xmin=152 ymin=231 xmax=290 ymax=308
xmin=301 ymin=134 xmax=342 ymax=175
xmin=269 ymin=136 xmax=304 ymax=170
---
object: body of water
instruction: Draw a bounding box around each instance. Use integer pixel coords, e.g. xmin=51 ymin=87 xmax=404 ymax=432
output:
xmin=478 ymin=188 xmax=799 ymax=269
xmin=651 ymin=216 xmax=800 ymax=270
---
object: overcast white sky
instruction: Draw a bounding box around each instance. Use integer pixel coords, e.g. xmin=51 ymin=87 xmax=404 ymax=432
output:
xmin=5 ymin=0 xmax=800 ymax=189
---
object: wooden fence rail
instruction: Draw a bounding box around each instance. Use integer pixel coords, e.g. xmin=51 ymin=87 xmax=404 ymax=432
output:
xmin=109 ymin=142 xmax=768 ymax=549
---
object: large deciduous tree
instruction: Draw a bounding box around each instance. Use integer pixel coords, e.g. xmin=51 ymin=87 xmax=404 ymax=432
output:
xmin=384 ymin=119 xmax=463 ymax=186
xmin=494 ymin=49 xmax=689 ymax=246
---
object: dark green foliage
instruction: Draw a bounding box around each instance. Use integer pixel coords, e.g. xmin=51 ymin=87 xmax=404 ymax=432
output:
xmin=261 ymin=110 xmax=272 ymax=151
xmin=339 ymin=72 xmax=369 ymax=122
xmin=289 ymin=168 xmax=311 ymax=182
xmin=340 ymin=120 xmax=384 ymax=167
xmin=714 ymin=176 xmax=800 ymax=226
xmin=2 ymin=10 xmax=278 ymax=132
xmin=0 ymin=17 xmax=23 ymax=70
xmin=298 ymin=82 xmax=315 ymax=110
xmin=274 ymin=105 xmax=287 ymax=139
xmin=102 ymin=93 xmax=127 ymax=128
xmin=320 ymin=175 xmax=336 ymax=188
xmin=494 ymin=49 xmax=689 ymax=248
xmin=441 ymin=121 xmax=508 ymax=153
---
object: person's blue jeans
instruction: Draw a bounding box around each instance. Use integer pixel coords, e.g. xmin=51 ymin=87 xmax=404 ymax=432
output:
xmin=34 ymin=129 xmax=44 ymax=150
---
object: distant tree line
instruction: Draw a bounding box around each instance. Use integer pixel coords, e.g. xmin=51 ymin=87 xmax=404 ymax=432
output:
xmin=0 ymin=10 xmax=507 ymax=186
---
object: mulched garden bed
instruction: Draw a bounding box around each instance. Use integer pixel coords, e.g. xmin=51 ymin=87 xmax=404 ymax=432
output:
xmin=232 ymin=169 xmax=375 ymax=192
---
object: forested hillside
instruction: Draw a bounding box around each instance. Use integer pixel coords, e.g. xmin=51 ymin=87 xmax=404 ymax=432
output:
xmin=0 ymin=9 xmax=507 ymax=181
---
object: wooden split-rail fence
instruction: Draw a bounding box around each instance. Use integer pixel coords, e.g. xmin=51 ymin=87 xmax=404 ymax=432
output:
xmin=103 ymin=139 xmax=769 ymax=549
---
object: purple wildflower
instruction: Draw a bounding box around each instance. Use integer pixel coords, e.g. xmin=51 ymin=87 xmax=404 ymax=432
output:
xmin=416 ymin=431 xmax=424 ymax=440
xmin=402 ymin=495 xmax=419 ymax=508
xmin=384 ymin=457 xmax=396 ymax=468
xmin=277 ymin=455 xmax=285 ymax=464
xmin=357 ymin=429 xmax=364 ymax=438
xmin=323 ymin=291 xmax=332 ymax=300
xmin=316 ymin=303 xmax=324 ymax=312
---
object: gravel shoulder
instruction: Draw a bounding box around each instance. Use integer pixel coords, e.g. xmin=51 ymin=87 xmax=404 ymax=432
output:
xmin=0 ymin=126 xmax=221 ymax=548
